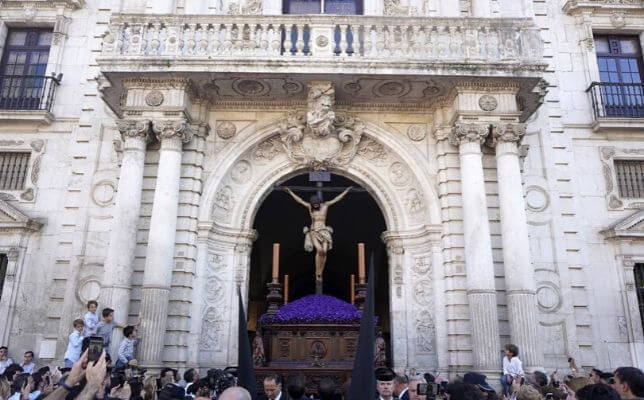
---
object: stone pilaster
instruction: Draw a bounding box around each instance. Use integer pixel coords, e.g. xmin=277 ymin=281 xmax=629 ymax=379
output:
xmin=138 ymin=119 xmax=192 ymax=368
xmin=101 ymin=119 xmax=151 ymax=356
xmin=449 ymin=122 xmax=501 ymax=372
xmin=490 ymin=122 xmax=543 ymax=371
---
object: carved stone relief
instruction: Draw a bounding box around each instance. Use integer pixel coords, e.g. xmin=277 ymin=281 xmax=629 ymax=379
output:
xmin=205 ymin=276 xmax=225 ymax=303
xmin=415 ymin=310 xmax=435 ymax=353
xmin=407 ymin=125 xmax=427 ymax=141
xmin=413 ymin=279 xmax=433 ymax=306
xmin=231 ymin=160 xmax=252 ymax=184
xmin=356 ymin=138 xmax=389 ymax=166
xmin=412 ymin=256 xmax=432 ymax=275
xmin=144 ymin=90 xmax=164 ymax=107
xmin=216 ymin=121 xmax=237 ymax=140
xmin=525 ymin=185 xmax=550 ymax=212
xmin=599 ymin=146 xmax=644 ymax=210
xmin=199 ymin=307 xmax=222 ymax=352
xmin=478 ymin=95 xmax=498 ymax=111
xmin=389 ymin=162 xmax=411 ymax=187
xmin=405 ymin=188 xmax=425 ymax=214
xmin=91 ymin=180 xmax=117 ymax=207
xmin=213 ymin=185 xmax=235 ymax=221
xmin=276 ymin=82 xmax=364 ymax=170
xmin=252 ymin=137 xmax=282 ymax=164
xmin=536 ymin=282 xmax=563 ymax=313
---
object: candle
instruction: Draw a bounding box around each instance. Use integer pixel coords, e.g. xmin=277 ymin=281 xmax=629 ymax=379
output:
xmin=272 ymin=243 xmax=280 ymax=283
xmin=358 ymin=243 xmax=365 ymax=284
xmin=284 ymin=274 xmax=289 ymax=305
xmin=350 ymin=274 xmax=355 ymax=305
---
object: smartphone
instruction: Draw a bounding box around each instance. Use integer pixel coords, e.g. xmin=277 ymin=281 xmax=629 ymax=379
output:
xmin=88 ymin=336 xmax=104 ymax=362
xmin=417 ymin=383 xmax=429 ymax=396
xmin=418 ymin=383 xmax=439 ymax=396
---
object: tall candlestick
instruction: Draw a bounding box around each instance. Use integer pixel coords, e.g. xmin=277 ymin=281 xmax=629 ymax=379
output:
xmin=350 ymin=274 xmax=355 ymax=305
xmin=284 ymin=274 xmax=289 ymax=305
xmin=358 ymin=243 xmax=365 ymax=284
xmin=272 ymin=243 xmax=280 ymax=283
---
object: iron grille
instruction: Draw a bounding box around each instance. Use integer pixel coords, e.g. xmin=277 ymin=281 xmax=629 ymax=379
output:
xmin=0 ymin=152 xmax=30 ymax=190
xmin=588 ymin=82 xmax=644 ymax=118
xmin=0 ymin=75 xmax=60 ymax=112
xmin=615 ymin=159 xmax=644 ymax=198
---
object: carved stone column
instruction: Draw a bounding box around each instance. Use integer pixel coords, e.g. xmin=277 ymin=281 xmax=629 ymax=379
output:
xmin=490 ymin=123 xmax=543 ymax=371
xmin=138 ymin=120 xmax=193 ymax=368
xmin=101 ymin=119 xmax=150 ymax=355
xmin=449 ymin=122 xmax=501 ymax=372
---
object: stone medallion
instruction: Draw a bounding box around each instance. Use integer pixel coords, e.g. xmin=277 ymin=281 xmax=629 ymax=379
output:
xmin=92 ymin=180 xmax=116 ymax=207
xmin=407 ymin=125 xmax=427 ymax=141
xmin=478 ymin=95 xmax=498 ymax=111
xmin=389 ymin=162 xmax=411 ymax=187
xmin=316 ymin=35 xmax=329 ymax=47
xmin=216 ymin=121 xmax=237 ymax=139
xmin=231 ymin=160 xmax=252 ymax=184
xmin=525 ymin=185 xmax=549 ymax=212
xmin=145 ymin=90 xmax=164 ymax=107
xmin=536 ymin=282 xmax=562 ymax=313
xmin=232 ymin=78 xmax=270 ymax=97
xmin=373 ymin=80 xmax=411 ymax=98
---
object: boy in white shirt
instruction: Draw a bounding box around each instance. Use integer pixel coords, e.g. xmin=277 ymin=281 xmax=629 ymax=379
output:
xmin=501 ymin=343 xmax=523 ymax=395
xmin=83 ymin=300 xmax=99 ymax=337
xmin=63 ymin=319 xmax=84 ymax=368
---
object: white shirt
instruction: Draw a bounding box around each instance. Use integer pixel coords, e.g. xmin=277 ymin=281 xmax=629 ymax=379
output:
xmin=83 ymin=311 xmax=99 ymax=337
xmin=0 ymin=358 xmax=14 ymax=374
xmin=21 ymin=362 xmax=35 ymax=374
xmin=503 ymin=356 xmax=524 ymax=376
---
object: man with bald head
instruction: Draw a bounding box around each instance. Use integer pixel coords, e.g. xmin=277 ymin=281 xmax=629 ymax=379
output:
xmin=218 ymin=387 xmax=252 ymax=400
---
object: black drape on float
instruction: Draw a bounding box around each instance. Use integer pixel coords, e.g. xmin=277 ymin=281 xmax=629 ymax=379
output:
xmin=348 ymin=255 xmax=376 ymax=400
xmin=237 ymin=290 xmax=258 ymax=399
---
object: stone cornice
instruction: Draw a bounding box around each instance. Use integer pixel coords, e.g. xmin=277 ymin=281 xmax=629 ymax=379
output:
xmin=563 ymin=0 xmax=644 ymax=15
xmin=0 ymin=0 xmax=83 ymax=10
xmin=0 ymin=199 xmax=43 ymax=233
xmin=601 ymin=209 xmax=644 ymax=239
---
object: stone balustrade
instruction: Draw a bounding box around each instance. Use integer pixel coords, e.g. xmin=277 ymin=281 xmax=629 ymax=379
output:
xmin=101 ymin=14 xmax=544 ymax=65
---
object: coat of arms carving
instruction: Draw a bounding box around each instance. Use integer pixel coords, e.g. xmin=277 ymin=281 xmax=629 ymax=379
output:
xmin=277 ymin=81 xmax=364 ymax=170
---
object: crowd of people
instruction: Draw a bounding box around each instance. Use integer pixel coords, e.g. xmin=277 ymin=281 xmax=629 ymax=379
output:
xmin=0 ymin=302 xmax=643 ymax=400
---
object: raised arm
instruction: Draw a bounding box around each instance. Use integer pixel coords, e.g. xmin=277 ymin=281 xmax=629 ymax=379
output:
xmin=326 ymin=186 xmax=352 ymax=206
xmin=284 ymin=187 xmax=311 ymax=209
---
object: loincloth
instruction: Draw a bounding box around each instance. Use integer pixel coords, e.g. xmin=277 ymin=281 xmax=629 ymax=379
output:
xmin=303 ymin=226 xmax=333 ymax=252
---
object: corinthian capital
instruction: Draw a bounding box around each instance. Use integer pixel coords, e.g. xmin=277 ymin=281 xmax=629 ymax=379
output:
xmin=449 ymin=123 xmax=490 ymax=146
xmin=152 ymin=120 xmax=193 ymax=143
xmin=117 ymin=119 xmax=150 ymax=141
xmin=489 ymin=123 xmax=526 ymax=146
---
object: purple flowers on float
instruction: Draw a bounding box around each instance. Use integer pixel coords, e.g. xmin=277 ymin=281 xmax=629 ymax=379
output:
xmin=260 ymin=294 xmax=362 ymax=324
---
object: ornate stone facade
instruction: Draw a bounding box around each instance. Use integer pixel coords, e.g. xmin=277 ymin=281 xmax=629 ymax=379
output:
xmin=0 ymin=0 xmax=643 ymax=376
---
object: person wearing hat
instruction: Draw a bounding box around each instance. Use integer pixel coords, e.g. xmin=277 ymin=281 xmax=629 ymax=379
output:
xmin=463 ymin=372 xmax=496 ymax=394
xmin=376 ymin=368 xmax=398 ymax=400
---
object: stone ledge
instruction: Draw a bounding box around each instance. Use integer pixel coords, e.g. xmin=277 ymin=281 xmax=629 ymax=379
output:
xmin=0 ymin=110 xmax=53 ymax=126
xmin=592 ymin=117 xmax=644 ymax=133
xmin=563 ymin=0 xmax=644 ymax=15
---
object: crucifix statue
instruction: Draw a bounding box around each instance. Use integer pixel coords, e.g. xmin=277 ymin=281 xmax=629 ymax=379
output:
xmin=284 ymin=185 xmax=352 ymax=294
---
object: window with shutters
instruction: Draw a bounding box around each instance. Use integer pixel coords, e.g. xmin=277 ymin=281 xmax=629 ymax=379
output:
xmin=615 ymin=159 xmax=644 ymax=199
xmin=0 ymin=152 xmax=30 ymax=191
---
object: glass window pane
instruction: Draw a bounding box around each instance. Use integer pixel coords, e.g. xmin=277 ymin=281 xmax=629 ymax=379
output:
xmin=598 ymin=58 xmax=607 ymax=71
xmin=16 ymin=53 xmax=26 ymax=64
xmin=630 ymin=59 xmax=640 ymax=72
xmin=633 ymin=74 xmax=642 ymax=84
xmin=608 ymin=59 xmax=617 ymax=72
xmin=8 ymin=31 xmax=27 ymax=46
xmin=610 ymin=72 xmax=619 ymax=82
xmin=623 ymin=74 xmax=633 ymax=83
xmin=284 ymin=0 xmax=321 ymax=13
xmin=595 ymin=36 xmax=609 ymax=53
xmin=620 ymin=59 xmax=632 ymax=73
xmin=600 ymin=72 xmax=610 ymax=82
xmin=37 ymin=32 xmax=52 ymax=46
xmin=620 ymin=38 xmax=641 ymax=55
xmin=325 ymin=0 xmax=360 ymax=14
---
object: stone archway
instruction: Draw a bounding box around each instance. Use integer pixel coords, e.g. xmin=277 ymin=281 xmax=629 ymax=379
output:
xmin=190 ymin=84 xmax=445 ymax=371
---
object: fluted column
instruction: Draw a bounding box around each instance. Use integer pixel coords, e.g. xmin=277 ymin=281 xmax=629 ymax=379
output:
xmin=490 ymin=123 xmax=542 ymax=371
xmin=101 ymin=120 xmax=150 ymax=354
xmin=138 ymin=119 xmax=192 ymax=367
xmin=450 ymin=123 xmax=501 ymax=372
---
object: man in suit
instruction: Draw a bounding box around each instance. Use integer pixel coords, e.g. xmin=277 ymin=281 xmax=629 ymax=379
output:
xmin=394 ymin=375 xmax=409 ymax=400
xmin=376 ymin=368 xmax=398 ymax=400
xmin=262 ymin=374 xmax=288 ymax=400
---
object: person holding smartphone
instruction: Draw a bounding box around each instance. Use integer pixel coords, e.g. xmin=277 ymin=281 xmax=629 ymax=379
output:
xmin=408 ymin=375 xmax=427 ymax=400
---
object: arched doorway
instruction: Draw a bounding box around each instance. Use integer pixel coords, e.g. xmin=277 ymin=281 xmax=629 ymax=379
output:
xmin=247 ymin=172 xmax=391 ymax=362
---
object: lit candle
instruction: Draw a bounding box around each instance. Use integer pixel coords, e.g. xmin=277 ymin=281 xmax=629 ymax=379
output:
xmin=272 ymin=243 xmax=280 ymax=283
xmin=358 ymin=243 xmax=365 ymax=284
xmin=350 ymin=274 xmax=355 ymax=305
xmin=284 ymin=274 xmax=289 ymax=305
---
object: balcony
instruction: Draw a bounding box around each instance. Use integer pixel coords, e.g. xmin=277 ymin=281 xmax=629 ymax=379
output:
xmin=97 ymin=14 xmax=547 ymax=118
xmin=0 ymin=75 xmax=61 ymax=125
xmin=588 ymin=82 xmax=644 ymax=132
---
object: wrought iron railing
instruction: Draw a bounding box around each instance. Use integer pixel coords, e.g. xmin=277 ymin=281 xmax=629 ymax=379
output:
xmin=588 ymin=81 xmax=644 ymax=119
xmin=0 ymin=74 xmax=62 ymax=112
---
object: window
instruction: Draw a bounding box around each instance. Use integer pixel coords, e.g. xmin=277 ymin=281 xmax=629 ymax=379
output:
xmin=615 ymin=160 xmax=644 ymax=198
xmin=0 ymin=28 xmax=54 ymax=111
xmin=635 ymin=264 xmax=644 ymax=330
xmin=0 ymin=254 xmax=6 ymax=302
xmin=0 ymin=152 xmax=30 ymax=191
xmin=283 ymin=0 xmax=363 ymax=14
xmin=590 ymin=35 xmax=644 ymax=118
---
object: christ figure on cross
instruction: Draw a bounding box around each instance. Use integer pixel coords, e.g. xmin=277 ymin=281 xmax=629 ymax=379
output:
xmin=285 ymin=186 xmax=352 ymax=294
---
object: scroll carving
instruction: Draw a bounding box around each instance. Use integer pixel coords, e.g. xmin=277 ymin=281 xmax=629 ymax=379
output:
xmin=152 ymin=120 xmax=193 ymax=143
xmin=117 ymin=120 xmax=150 ymax=140
xmin=449 ymin=123 xmax=489 ymax=146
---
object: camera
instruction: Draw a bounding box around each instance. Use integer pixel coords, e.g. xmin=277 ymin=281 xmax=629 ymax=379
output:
xmin=88 ymin=336 xmax=103 ymax=363
xmin=417 ymin=383 xmax=439 ymax=397
xmin=196 ymin=369 xmax=237 ymax=396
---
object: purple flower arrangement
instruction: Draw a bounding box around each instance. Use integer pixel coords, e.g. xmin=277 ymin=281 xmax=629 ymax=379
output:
xmin=260 ymin=294 xmax=362 ymax=324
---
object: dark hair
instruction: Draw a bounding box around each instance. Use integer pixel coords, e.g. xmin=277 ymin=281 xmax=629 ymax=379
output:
xmin=395 ymin=375 xmax=409 ymax=385
xmin=286 ymin=374 xmax=306 ymax=399
xmin=309 ymin=195 xmax=321 ymax=206
xmin=72 ymin=319 xmax=84 ymax=328
xmin=599 ymin=373 xmax=614 ymax=383
xmin=160 ymin=368 xmax=178 ymax=381
xmin=447 ymin=381 xmax=485 ymax=400
xmin=576 ymin=384 xmax=620 ymax=400
xmin=184 ymin=368 xmax=196 ymax=383
xmin=592 ymin=369 xmax=604 ymax=376
xmin=11 ymin=373 xmax=29 ymax=395
xmin=0 ymin=346 xmax=7 ymax=351
xmin=4 ymin=364 xmax=23 ymax=381
xmin=123 ymin=326 xmax=135 ymax=338
xmin=318 ymin=378 xmax=335 ymax=400
xmin=24 ymin=351 xmax=34 ymax=358
xmin=264 ymin=374 xmax=282 ymax=386
xmin=31 ymin=371 xmax=44 ymax=389
xmin=87 ymin=300 xmax=98 ymax=308
xmin=505 ymin=344 xmax=519 ymax=357
xmin=36 ymin=366 xmax=50 ymax=375
xmin=534 ymin=371 xmax=548 ymax=387
xmin=102 ymin=308 xmax=114 ymax=318
xmin=615 ymin=367 xmax=644 ymax=397
xmin=129 ymin=380 xmax=144 ymax=400
xmin=110 ymin=373 xmax=126 ymax=390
